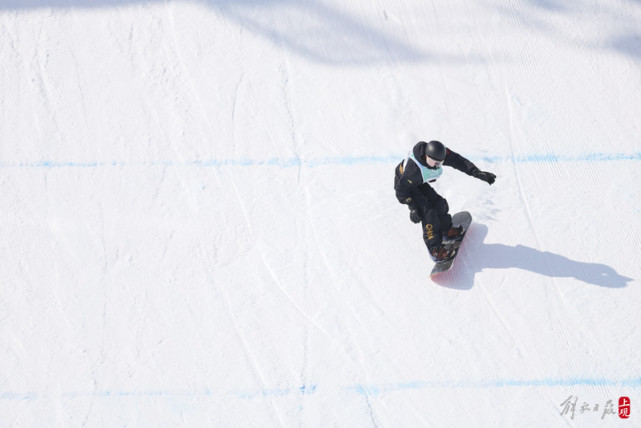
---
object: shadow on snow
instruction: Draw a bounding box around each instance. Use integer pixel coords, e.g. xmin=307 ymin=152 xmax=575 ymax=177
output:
xmin=432 ymin=223 xmax=633 ymax=290
xmin=0 ymin=0 xmax=437 ymax=65
xmin=3 ymin=0 xmax=639 ymax=63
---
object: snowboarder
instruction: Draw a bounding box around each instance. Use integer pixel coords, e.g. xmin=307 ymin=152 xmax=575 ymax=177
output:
xmin=394 ymin=140 xmax=496 ymax=261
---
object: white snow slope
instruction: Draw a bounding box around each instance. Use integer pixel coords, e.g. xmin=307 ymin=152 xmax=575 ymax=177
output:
xmin=1 ymin=0 xmax=641 ymax=427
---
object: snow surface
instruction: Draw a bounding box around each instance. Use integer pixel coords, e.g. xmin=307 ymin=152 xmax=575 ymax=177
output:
xmin=1 ymin=0 xmax=640 ymax=426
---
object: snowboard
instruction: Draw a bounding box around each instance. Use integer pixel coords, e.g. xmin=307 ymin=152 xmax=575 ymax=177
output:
xmin=430 ymin=211 xmax=472 ymax=277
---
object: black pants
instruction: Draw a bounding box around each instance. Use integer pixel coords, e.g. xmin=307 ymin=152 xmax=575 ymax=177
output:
xmin=417 ymin=186 xmax=452 ymax=251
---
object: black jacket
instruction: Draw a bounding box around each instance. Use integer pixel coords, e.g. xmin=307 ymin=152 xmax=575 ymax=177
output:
xmin=394 ymin=141 xmax=480 ymax=210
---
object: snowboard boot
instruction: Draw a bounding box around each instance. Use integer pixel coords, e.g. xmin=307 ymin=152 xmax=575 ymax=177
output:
xmin=430 ymin=245 xmax=454 ymax=262
xmin=443 ymin=225 xmax=464 ymax=241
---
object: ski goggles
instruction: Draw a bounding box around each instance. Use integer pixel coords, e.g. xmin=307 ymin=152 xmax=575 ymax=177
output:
xmin=426 ymin=156 xmax=443 ymax=168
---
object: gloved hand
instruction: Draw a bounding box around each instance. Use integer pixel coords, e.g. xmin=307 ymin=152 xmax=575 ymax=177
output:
xmin=409 ymin=208 xmax=422 ymax=224
xmin=474 ymin=170 xmax=496 ymax=185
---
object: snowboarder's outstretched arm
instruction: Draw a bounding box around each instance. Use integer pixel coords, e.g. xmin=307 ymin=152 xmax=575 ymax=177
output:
xmin=444 ymin=148 xmax=496 ymax=185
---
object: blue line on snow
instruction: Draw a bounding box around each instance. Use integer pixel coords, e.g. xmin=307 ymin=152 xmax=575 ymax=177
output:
xmin=1 ymin=377 xmax=639 ymax=401
xmin=347 ymin=376 xmax=641 ymax=397
xmin=0 ymin=152 xmax=639 ymax=169
xmin=480 ymin=152 xmax=641 ymax=164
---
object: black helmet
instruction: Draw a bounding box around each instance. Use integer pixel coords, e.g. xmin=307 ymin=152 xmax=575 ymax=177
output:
xmin=425 ymin=140 xmax=446 ymax=161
